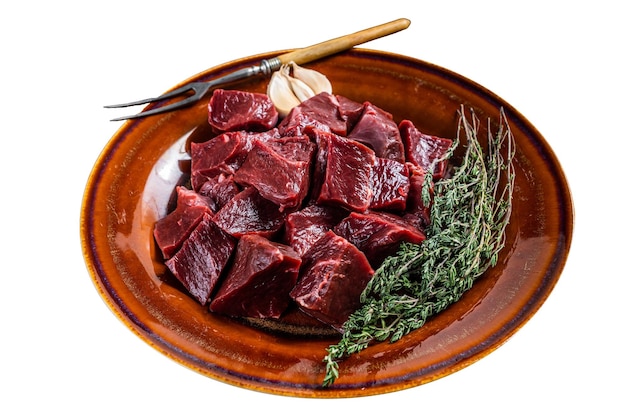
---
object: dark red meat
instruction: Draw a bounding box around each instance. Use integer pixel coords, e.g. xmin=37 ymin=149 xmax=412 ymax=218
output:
xmin=212 ymin=187 xmax=290 ymax=239
xmin=348 ymin=102 xmax=405 ymax=162
xmin=164 ymin=213 xmax=236 ymax=305
xmin=399 ymin=119 xmax=453 ymax=179
xmin=153 ymin=186 xmax=213 ymax=259
xmin=334 ymin=211 xmax=425 ymax=267
xmin=284 ymin=203 xmax=348 ymax=257
xmin=191 ymin=130 xmax=281 ymax=190
xmin=370 ymin=158 xmax=410 ymax=211
xmin=190 ymin=131 xmax=247 ymax=189
xmin=307 ymin=128 xmax=329 ymax=202
xmin=197 ymin=174 xmax=241 ymax=212
xmin=335 ymin=94 xmax=364 ymax=132
xmin=174 ymin=185 xmax=214 ymax=209
xmin=208 ymin=89 xmax=278 ymax=132
xmin=153 ymin=90 xmax=459 ymax=328
xmin=234 ymin=136 xmax=316 ymax=210
xmin=314 ymin=131 xmax=376 ymax=212
xmin=403 ymin=162 xmax=433 ymax=229
xmin=278 ymin=92 xmax=348 ymax=136
xmin=289 ymin=231 xmax=374 ymax=331
xmin=210 ymin=234 xmax=301 ymax=319
xmin=233 ymin=128 xmax=282 ymax=153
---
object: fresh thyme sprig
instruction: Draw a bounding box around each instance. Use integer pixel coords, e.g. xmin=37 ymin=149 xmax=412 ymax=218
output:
xmin=322 ymin=106 xmax=516 ymax=387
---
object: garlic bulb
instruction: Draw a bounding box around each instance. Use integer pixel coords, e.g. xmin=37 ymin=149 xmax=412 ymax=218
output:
xmin=267 ymin=62 xmax=333 ymax=117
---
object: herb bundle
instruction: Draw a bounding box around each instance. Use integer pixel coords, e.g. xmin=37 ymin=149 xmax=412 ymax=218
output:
xmin=322 ymin=107 xmax=516 ymax=386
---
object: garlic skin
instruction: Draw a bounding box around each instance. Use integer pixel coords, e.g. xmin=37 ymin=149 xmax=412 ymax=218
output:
xmin=291 ymin=62 xmax=332 ymax=96
xmin=267 ymin=62 xmax=333 ymax=117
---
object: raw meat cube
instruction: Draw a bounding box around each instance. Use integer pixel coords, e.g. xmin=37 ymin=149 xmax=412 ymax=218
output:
xmin=334 ymin=211 xmax=425 ymax=267
xmin=165 ymin=213 xmax=236 ymax=305
xmin=212 ymin=187 xmax=289 ymax=239
xmin=284 ymin=204 xmax=348 ymax=257
xmin=197 ymin=174 xmax=240 ymax=213
xmin=190 ymin=131 xmax=248 ymax=188
xmin=278 ymin=92 xmax=348 ymax=136
xmin=314 ymin=131 xmax=376 ymax=212
xmin=369 ymin=157 xmax=410 ymax=211
xmin=335 ymin=94 xmax=364 ymax=132
xmin=210 ymin=234 xmax=302 ymax=319
xmin=403 ymin=162 xmax=433 ymax=229
xmin=208 ymin=89 xmax=278 ymax=132
xmin=237 ymin=128 xmax=282 ymax=151
xmin=234 ymin=136 xmax=316 ymax=210
xmin=191 ymin=130 xmax=281 ymax=190
xmin=290 ymin=231 xmax=374 ymax=331
xmin=348 ymin=102 xmax=405 ymax=162
xmin=153 ymin=186 xmax=213 ymax=259
xmin=399 ymin=119 xmax=453 ymax=179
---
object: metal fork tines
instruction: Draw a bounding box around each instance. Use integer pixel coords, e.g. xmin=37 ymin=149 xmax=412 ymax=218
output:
xmin=104 ymin=58 xmax=280 ymax=121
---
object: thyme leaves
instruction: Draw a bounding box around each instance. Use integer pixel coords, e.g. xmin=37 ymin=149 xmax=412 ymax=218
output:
xmin=322 ymin=107 xmax=515 ymax=387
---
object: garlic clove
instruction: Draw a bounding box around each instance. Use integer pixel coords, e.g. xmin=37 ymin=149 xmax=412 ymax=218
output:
xmin=279 ymin=64 xmax=315 ymax=102
xmin=288 ymin=76 xmax=316 ymax=102
xmin=290 ymin=62 xmax=333 ymax=95
xmin=267 ymin=70 xmax=301 ymax=117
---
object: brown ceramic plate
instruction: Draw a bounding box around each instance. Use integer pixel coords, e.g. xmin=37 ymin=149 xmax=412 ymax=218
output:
xmin=81 ymin=49 xmax=573 ymax=397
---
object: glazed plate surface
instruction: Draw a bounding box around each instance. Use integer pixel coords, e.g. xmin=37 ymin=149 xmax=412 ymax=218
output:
xmin=81 ymin=49 xmax=573 ymax=397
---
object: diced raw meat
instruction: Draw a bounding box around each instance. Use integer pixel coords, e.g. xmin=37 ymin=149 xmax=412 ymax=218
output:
xmin=212 ymin=187 xmax=289 ymax=239
xmin=284 ymin=204 xmax=348 ymax=257
xmin=289 ymin=231 xmax=374 ymax=331
xmin=154 ymin=88 xmax=444 ymax=325
xmin=399 ymin=119 xmax=454 ymax=179
xmin=334 ymin=211 xmax=425 ymax=267
xmin=208 ymin=89 xmax=278 ymax=132
xmin=308 ymin=128 xmax=329 ymax=202
xmin=237 ymin=128 xmax=282 ymax=152
xmin=314 ymin=131 xmax=376 ymax=212
xmin=234 ymin=136 xmax=316 ymax=210
xmin=197 ymin=174 xmax=240 ymax=212
xmin=153 ymin=205 xmax=208 ymax=259
xmin=278 ymin=105 xmax=333 ymax=137
xmin=190 ymin=131 xmax=247 ymax=189
xmin=335 ymin=94 xmax=363 ymax=132
xmin=348 ymin=102 xmax=405 ymax=162
xmin=153 ymin=186 xmax=213 ymax=259
xmin=403 ymin=162 xmax=433 ymax=229
xmin=174 ymin=185 xmax=214 ymax=209
xmin=278 ymin=92 xmax=348 ymax=136
xmin=165 ymin=213 xmax=236 ymax=305
xmin=190 ymin=130 xmax=281 ymax=190
xmin=210 ymin=234 xmax=302 ymax=319
xmin=370 ymin=158 xmax=410 ymax=211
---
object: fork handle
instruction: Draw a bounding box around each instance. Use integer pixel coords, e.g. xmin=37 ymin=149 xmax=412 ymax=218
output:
xmin=276 ymin=18 xmax=411 ymax=66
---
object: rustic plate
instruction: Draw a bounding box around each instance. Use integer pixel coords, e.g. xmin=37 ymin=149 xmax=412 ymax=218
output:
xmin=81 ymin=49 xmax=573 ymax=397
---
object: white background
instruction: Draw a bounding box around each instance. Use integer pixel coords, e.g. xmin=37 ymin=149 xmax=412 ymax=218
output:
xmin=2 ymin=1 xmax=623 ymax=415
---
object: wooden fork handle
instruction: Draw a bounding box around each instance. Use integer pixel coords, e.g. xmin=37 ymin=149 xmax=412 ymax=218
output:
xmin=276 ymin=18 xmax=411 ymax=66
